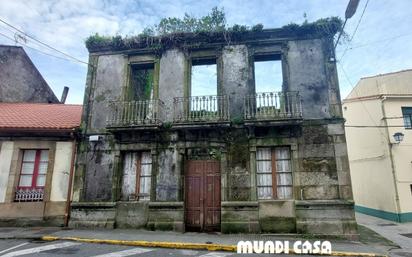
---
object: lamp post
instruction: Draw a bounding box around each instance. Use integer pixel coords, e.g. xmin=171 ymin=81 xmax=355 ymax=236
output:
xmin=334 ymin=0 xmax=361 ymax=49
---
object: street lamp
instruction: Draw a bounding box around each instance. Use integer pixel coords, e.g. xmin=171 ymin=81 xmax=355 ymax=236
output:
xmin=334 ymin=0 xmax=361 ymax=49
xmin=393 ymin=132 xmax=404 ymax=144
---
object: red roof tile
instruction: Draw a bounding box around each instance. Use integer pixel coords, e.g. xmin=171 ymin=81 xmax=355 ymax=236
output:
xmin=0 ymin=103 xmax=82 ymax=131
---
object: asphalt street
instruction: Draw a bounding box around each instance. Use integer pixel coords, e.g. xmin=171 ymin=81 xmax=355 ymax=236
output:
xmin=0 ymin=239 xmax=305 ymax=257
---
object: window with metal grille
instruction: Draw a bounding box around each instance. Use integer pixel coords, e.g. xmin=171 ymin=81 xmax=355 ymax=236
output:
xmin=15 ymin=149 xmax=49 ymax=202
xmin=256 ymin=147 xmax=292 ymax=200
xmin=402 ymin=107 xmax=412 ymax=129
xmin=122 ymin=152 xmax=152 ymax=201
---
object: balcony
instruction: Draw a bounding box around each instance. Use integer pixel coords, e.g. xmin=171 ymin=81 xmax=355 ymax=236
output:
xmin=107 ymin=99 xmax=165 ymax=128
xmin=173 ymin=95 xmax=230 ymax=124
xmin=244 ymin=91 xmax=302 ymax=121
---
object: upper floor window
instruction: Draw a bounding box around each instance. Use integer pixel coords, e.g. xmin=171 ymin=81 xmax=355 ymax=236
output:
xmin=15 ymin=149 xmax=49 ymax=202
xmin=122 ymin=151 xmax=152 ymax=201
xmin=256 ymin=147 xmax=292 ymax=200
xmin=191 ymin=59 xmax=217 ymax=97
xmin=402 ymin=107 xmax=412 ymax=129
xmin=254 ymin=54 xmax=283 ymax=93
xmin=129 ymin=63 xmax=154 ymax=101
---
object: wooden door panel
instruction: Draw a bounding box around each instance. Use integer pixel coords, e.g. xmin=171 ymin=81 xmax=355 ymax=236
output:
xmin=185 ymin=175 xmax=202 ymax=230
xmin=185 ymin=160 xmax=221 ymax=232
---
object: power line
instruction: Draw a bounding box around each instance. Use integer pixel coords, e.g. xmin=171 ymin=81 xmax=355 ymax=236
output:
xmin=339 ymin=0 xmax=370 ymax=61
xmin=338 ymin=61 xmax=389 ymax=143
xmin=0 ymin=17 xmax=89 ymax=66
xmin=0 ymin=31 xmax=82 ymax=63
xmin=336 ymin=32 xmax=412 ymax=53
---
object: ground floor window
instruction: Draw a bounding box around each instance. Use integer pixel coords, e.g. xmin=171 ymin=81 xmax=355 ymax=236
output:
xmin=122 ymin=151 xmax=152 ymax=201
xmin=256 ymin=147 xmax=292 ymax=200
xmin=15 ymin=149 xmax=49 ymax=202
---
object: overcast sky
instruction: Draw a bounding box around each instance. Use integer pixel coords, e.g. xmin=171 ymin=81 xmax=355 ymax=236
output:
xmin=0 ymin=0 xmax=411 ymax=104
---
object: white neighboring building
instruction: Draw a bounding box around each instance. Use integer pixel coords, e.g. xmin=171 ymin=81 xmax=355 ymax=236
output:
xmin=343 ymin=69 xmax=412 ymax=222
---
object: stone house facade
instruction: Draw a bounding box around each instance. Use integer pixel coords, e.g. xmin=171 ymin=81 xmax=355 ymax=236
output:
xmin=0 ymin=45 xmax=59 ymax=103
xmin=71 ymin=23 xmax=357 ymax=237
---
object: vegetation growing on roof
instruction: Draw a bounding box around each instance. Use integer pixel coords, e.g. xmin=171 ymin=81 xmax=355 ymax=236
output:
xmin=85 ymin=7 xmax=344 ymax=53
xmin=282 ymin=16 xmax=345 ymax=40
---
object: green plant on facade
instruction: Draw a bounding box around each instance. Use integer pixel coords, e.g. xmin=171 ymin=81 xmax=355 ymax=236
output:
xmin=85 ymin=9 xmax=345 ymax=53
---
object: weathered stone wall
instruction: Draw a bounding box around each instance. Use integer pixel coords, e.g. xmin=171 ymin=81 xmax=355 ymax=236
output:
xmin=158 ymin=49 xmax=186 ymax=122
xmin=156 ymin=148 xmax=180 ymax=201
xmin=89 ymin=54 xmax=126 ymax=132
xmin=286 ymin=39 xmax=331 ymax=119
xmin=0 ymin=46 xmax=59 ymax=103
xmin=72 ymin=35 xmax=356 ymax=236
xmin=221 ymin=45 xmax=253 ymax=119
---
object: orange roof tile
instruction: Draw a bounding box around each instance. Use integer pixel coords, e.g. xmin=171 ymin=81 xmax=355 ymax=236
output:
xmin=0 ymin=103 xmax=82 ymax=131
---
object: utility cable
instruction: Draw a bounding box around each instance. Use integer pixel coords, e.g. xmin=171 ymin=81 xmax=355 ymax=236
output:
xmin=0 ymin=17 xmax=89 ymax=65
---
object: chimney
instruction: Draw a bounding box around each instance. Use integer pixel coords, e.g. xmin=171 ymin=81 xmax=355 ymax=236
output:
xmin=61 ymin=86 xmax=69 ymax=104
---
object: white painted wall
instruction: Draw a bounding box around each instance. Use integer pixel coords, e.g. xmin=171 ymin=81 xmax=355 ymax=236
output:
xmin=343 ymin=99 xmax=399 ymax=213
xmin=0 ymin=141 xmax=14 ymax=203
xmin=383 ymin=98 xmax=412 ymax=213
xmin=50 ymin=142 xmax=73 ymax=202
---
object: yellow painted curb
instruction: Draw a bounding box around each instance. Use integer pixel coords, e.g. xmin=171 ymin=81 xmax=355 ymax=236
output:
xmin=41 ymin=236 xmax=387 ymax=257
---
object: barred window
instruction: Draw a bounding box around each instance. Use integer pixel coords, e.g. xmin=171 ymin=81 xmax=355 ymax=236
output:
xmin=256 ymin=147 xmax=292 ymax=200
xmin=122 ymin=152 xmax=152 ymax=201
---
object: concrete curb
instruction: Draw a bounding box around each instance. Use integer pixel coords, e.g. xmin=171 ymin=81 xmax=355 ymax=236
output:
xmin=41 ymin=236 xmax=387 ymax=257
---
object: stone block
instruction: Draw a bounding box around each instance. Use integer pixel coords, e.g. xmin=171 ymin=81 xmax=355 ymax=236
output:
xmin=301 ymin=185 xmax=339 ymax=200
xmin=327 ymin=124 xmax=344 ymax=135
xmin=221 ymin=201 xmax=259 ymax=233
xmin=334 ymin=143 xmax=348 ymax=158
xmin=299 ymin=157 xmax=337 ymax=172
xmin=295 ymin=200 xmax=357 ymax=238
xmin=302 ymin=125 xmax=329 ymax=144
xmin=147 ymin=201 xmax=184 ymax=232
xmin=115 ymin=201 xmax=149 ymax=229
xmin=69 ymin=202 xmax=116 ymax=229
xmin=260 ymin=217 xmax=296 ymax=233
xmin=297 ymin=172 xmax=338 ymax=186
xmin=299 ymin=144 xmax=335 ymax=158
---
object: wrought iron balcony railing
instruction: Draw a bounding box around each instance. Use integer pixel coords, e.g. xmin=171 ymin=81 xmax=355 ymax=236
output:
xmin=15 ymin=188 xmax=44 ymax=202
xmin=107 ymin=99 xmax=165 ymax=127
xmin=244 ymin=91 xmax=302 ymax=120
xmin=173 ymin=95 xmax=230 ymax=123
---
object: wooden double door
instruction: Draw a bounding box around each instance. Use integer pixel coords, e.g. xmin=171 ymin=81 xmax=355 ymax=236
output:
xmin=185 ymin=160 xmax=221 ymax=232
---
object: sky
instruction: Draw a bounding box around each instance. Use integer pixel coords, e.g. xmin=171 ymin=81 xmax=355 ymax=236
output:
xmin=0 ymin=0 xmax=411 ymax=104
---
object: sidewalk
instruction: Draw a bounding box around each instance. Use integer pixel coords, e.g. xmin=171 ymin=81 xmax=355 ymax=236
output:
xmin=0 ymin=226 xmax=395 ymax=255
xmin=356 ymin=212 xmax=412 ymax=255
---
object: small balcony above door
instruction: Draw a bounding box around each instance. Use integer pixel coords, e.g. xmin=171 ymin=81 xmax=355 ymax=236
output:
xmin=173 ymin=95 xmax=230 ymax=126
xmin=107 ymin=99 xmax=165 ymax=129
xmin=244 ymin=91 xmax=302 ymax=123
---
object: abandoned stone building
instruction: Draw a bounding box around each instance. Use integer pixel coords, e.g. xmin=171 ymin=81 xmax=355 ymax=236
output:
xmin=71 ymin=21 xmax=357 ymax=237
xmin=0 ymin=45 xmax=59 ymax=103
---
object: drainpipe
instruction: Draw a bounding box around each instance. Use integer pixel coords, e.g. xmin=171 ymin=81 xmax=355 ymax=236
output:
xmin=64 ymin=135 xmax=77 ymax=227
xmin=381 ymin=96 xmax=402 ymax=222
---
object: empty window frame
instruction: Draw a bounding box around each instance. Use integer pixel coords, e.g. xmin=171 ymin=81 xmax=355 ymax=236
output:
xmin=256 ymin=147 xmax=292 ymax=200
xmin=254 ymin=54 xmax=283 ymax=93
xmin=15 ymin=149 xmax=49 ymax=202
xmin=129 ymin=63 xmax=154 ymax=101
xmin=402 ymin=107 xmax=412 ymax=129
xmin=122 ymin=152 xmax=152 ymax=201
xmin=191 ymin=59 xmax=217 ymax=97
